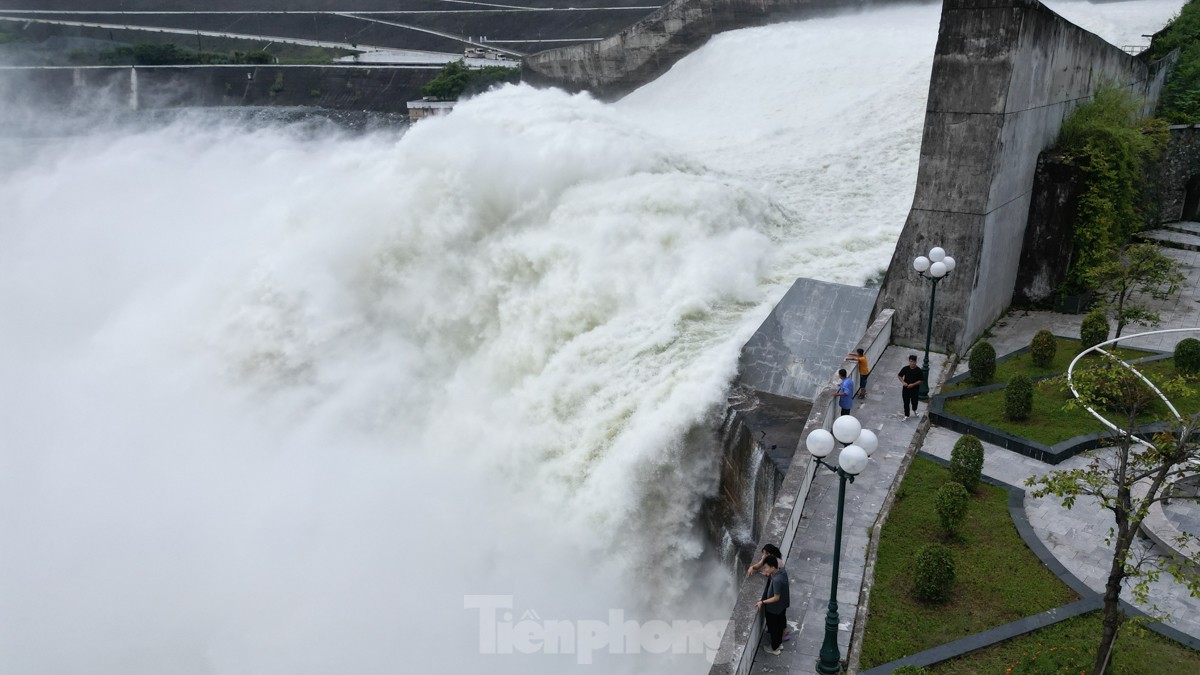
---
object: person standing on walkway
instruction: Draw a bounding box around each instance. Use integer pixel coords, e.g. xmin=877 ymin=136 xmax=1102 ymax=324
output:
xmin=746 ymin=544 xmax=783 ymax=577
xmin=846 ymin=348 xmax=870 ymax=398
xmin=834 ymin=369 xmax=854 ymax=416
xmin=756 ymin=555 xmax=790 ymax=655
xmin=898 ymin=354 xmax=923 ymax=420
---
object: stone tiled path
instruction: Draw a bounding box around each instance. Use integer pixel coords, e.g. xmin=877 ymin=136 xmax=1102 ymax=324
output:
xmin=749 ymin=347 xmax=947 ymax=674
xmin=922 ymin=426 xmax=1200 ymax=640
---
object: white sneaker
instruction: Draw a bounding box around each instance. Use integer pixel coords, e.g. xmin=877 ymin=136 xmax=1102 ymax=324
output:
xmin=766 ymin=647 xmax=782 ymax=656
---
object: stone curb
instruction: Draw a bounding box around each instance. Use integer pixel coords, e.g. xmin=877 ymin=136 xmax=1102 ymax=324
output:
xmin=931 ymin=351 xmax=1172 ymax=465
xmin=858 ymin=451 xmax=1200 ymax=672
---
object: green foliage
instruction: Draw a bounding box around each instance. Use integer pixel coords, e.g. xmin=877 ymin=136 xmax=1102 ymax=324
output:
xmin=1004 ymin=644 xmax=1087 ymax=674
xmin=892 ymin=667 xmax=931 ymax=675
xmin=268 ymin=72 xmax=285 ymax=97
xmin=87 ymin=42 xmax=276 ymax=66
xmin=935 ymin=481 xmax=970 ymax=535
xmin=912 ymin=543 xmax=956 ymax=603
xmin=1005 ymin=374 xmax=1034 ymax=421
xmin=1177 ymin=338 xmax=1200 ymax=375
xmin=1053 ymin=86 xmax=1168 ymax=291
xmin=969 ymin=341 xmax=997 ymax=386
xmin=1151 ymin=0 xmax=1200 ymax=122
xmin=950 ymin=435 xmax=985 ymax=493
xmin=1030 ymin=330 xmax=1057 ymax=368
xmin=1087 ymin=243 xmax=1184 ymax=338
xmin=1080 ymin=310 xmax=1110 ymax=351
xmin=421 ymin=60 xmax=519 ymax=100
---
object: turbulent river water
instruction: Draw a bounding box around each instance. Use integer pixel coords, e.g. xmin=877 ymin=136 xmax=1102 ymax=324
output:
xmin=0 ymin=1 xmax=1184 ymax=672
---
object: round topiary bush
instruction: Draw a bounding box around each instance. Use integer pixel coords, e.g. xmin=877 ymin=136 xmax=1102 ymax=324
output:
xmin=1030 ymin=329 xmax=1057 ymax=368
xmin=935 ymin=481 xmax=970 ymax=534
xmin=1005 ymin=373 xmax=1034 ymax=421
xmin=1080 ymin=310 xmax=1109 ymax=352
xmin=950 ymin=434 xmax=985 ymax=493
xmin=912 ymin=543 xmax=956 ymax=603
xmin=1177 ymin=338 xmax=1200 ymax=376
xmin=969 ymin=341 xmax=997 ymax=386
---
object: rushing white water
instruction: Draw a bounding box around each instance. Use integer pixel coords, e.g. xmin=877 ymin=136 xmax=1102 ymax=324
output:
xmin=0 ymin=1 xmax=1184 ymax=673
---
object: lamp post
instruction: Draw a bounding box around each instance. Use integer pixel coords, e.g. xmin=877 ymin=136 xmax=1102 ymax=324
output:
xmin=912 ymin=246 xmax=956 ymax=399
xmin=805 ymin=415 xmax=878 ymax=675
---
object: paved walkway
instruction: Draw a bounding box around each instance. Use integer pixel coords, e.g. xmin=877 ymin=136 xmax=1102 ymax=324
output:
xmin=922 ymin=426 xmax=1200 ymax=640
xmin=750 ymin=347 xmax=948 ymax=674
xmin=748 ymin=244 xmax=1200 ymax=672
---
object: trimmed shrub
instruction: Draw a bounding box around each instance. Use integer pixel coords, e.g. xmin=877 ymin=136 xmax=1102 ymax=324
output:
xmin=912 ymin=543 xmax=956 ymax=603
xmin=1080 ymin=310 xmax=1109 ymax=352
xmin=935 ymin=481 xmax=970 ymax=534
xmin=950 ymin=435 xmax=985 ymax=493
xmin=969 ymin=341 xmax=997 ymax=385
xmin=1030 ymin=329 xmax=1057 ymax=368
xmin=1177 ymin=338 xmax=1200 ymax=376
xmin=1005 ymin=373 xmax=1034 ymax=421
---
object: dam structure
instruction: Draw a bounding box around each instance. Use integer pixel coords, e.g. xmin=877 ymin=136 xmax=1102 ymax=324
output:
xmin=873 ymin=0 xmax=1174 ymax=353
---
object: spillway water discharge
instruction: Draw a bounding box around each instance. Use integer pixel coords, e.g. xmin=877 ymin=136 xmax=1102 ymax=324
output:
xmin=0 ymin=1 xmax=1184 ymax=673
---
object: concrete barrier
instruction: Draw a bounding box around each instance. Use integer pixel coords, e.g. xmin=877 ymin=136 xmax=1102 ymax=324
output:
xmin=873 ymin=0 xmax=1174 ymax=353
xmin=709 ymin=309 xmax=894 ymax=675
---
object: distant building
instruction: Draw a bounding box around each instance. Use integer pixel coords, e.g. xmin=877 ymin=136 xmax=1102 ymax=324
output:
xmin=407 ymin=98 xmax=455 ymax=123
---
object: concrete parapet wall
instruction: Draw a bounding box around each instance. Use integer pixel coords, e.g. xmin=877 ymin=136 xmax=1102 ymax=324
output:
xmin=709 ymin=309 xmax=894 ymax=675
xmin=0 ymin=64 xmax=437 ymax=113
xmin=523 ymin=0 xmax=915 ymax=98
xmin=874 ymin=0 xmax=1172 ymax=352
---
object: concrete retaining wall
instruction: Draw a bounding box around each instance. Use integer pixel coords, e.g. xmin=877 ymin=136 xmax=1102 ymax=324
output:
xmin=523 ymin=0 xmax=918 ymax=99
xmin=708 ymin=309 xmax=894 ymax=675
xmin=0 ymin=64 xmax=438 ymax=113
xmin=873 ymin=0 xmax=1172 ymax=353
xmin=1156 ymin=125 xmax=1200 ymax=223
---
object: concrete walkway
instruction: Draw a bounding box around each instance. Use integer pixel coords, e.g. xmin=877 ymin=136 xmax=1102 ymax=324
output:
xmin=922 ymin=426 xmax=1200 ymax=641
xmin=749 ymin=346 xmax=948 ymax=674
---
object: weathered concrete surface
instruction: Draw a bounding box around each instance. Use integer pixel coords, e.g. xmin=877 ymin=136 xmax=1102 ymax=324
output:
xmin=736 ymin=278 xmax=878 ymax=403
xmin=523 ymin=0 xmax=924 ymax=98
xmin=873 ymin=0 xmax=1172 ymax=352
xmin=1014 ymin=155 xmax=1086 ymax=305
xmin=1156 ymin=125 xmax=1200 ymax=223
xmin=0 ymin=64 xmax=437 ymax=113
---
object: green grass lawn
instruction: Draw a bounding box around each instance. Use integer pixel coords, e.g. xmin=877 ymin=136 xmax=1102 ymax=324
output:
xmin=859 ymin=457 xmax=1078 ymax=668
xmin=943 ymin=356 xmax=1200 ymax=446
xmin=946 ymin=338 xmax=1154 ymax=392
xmin=930 ymin=611 xmax=1200 ymax=674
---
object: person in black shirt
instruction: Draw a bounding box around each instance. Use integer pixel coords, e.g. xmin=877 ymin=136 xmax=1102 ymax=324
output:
xmin=756 ymin=555 xmax=790 ymax=655
xmin=898 ymin=354 xmax=924 ymax=420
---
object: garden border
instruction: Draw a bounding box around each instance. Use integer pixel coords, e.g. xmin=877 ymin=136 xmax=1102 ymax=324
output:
xmin=930 ymin=348 xmax=1171 ymax=465
xmin=860 ymin=452 xmax=1200 ymax=673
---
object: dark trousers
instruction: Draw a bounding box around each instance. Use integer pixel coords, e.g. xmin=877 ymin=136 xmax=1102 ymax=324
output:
xmin=858 ymin=374 xmax=869 ymax=395
xmin=902 ymin=386 xmax=920 ymax=416
xmin=765 ymin=610 xmax=787 ymax=650
xmin=839 ymin=406 xmax=851 ymax=416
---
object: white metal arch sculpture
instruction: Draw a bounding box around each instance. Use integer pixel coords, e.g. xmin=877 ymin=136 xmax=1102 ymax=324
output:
xmin=1067 ymin=327 xmax=1200 ymax=450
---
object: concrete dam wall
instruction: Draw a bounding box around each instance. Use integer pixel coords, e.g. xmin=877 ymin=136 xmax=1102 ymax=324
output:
xmin=523 ymin=0 xmax=925 ymax=98
xmin=0 ymin=64 xmax=434 ymax=113
xmin=873 ymin=0 xmax=1172 ymax=352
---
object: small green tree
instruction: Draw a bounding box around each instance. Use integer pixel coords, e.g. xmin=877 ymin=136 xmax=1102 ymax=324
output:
xmin=969 ymin=341 xmax=997 ymax=386
xmin=421 ymin=60 xmax=472 ymax=100
xmin=935 ymin=481 xmax=970 ymax=535
xmin=1080 ymin=310 xmax=1110 ymax=352
xmin=1177 ymin=338 xmax=1200 ymax=376
xmin=1030 ymin=329 xmax=1057 ymax=368
xmin=1005 ymin=373 xmax=1033 ymax=421
xmin=950 ymin=435 xmax=985 ymax=493
xmin=1086 ymin=244 xmax=1184 ymax=339
xmin=1028 ymin=364 xmax=1200 ymax=675
xmin=912 ymin=543 xmax=956 ymax=603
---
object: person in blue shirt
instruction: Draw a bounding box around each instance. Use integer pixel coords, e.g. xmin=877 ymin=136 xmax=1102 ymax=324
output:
xmin=834 ymin=368 xmax=854 ymax=416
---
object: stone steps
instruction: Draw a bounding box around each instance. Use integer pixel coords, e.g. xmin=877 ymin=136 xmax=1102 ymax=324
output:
xmin=1138 ymin=228 xmax=1200 ymax=252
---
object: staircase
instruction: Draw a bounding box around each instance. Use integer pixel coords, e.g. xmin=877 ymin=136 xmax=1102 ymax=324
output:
xmin=1139 ymin=221 xmax=1200 ymax=251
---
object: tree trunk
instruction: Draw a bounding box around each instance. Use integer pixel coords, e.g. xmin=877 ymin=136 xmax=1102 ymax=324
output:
xmin=1094 ymin=535 xmax=1130 ymax=674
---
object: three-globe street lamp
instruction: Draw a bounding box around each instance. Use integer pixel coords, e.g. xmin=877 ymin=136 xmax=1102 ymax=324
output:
xmin=913 ymin=246 xmax=956 ymax=399
xmin=805 ymin=415 xmax=878 ymax=675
